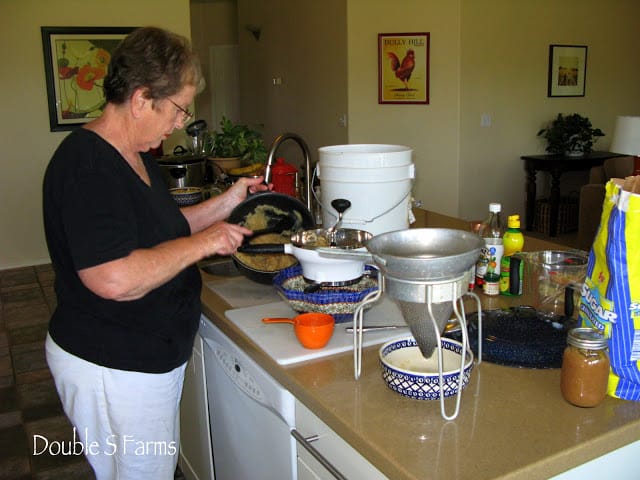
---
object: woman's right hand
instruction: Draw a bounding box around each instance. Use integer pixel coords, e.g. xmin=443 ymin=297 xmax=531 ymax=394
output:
xmin=78 ymin=221 xmax=252 ymax=302
xmin=197 ymin=221 xmax=252 ymax=257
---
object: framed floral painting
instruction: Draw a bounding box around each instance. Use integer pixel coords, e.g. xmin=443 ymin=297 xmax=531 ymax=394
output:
xmin=41 ymin=26 xmax=136 ymax=131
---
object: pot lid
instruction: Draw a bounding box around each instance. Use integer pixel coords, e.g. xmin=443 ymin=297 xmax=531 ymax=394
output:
xmin=157 ymin=154 xmax=207 ymax=166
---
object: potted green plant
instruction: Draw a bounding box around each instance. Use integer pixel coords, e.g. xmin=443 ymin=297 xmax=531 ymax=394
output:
xmin=210 ymin=116 xmax=268 ymax=165
xmin=537 ymin=113 xmax=605 ymax=156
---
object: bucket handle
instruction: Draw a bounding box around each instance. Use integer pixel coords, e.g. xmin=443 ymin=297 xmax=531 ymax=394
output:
xmin=312 ymin=166 xmax=414 ymax=224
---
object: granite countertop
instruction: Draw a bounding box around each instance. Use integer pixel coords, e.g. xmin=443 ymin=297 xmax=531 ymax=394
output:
xmin=200 ymin=210 xmax=640 ymax=480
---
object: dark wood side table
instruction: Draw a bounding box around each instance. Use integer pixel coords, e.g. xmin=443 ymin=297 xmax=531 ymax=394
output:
xmin=521 ymin=151 xmax=624 ymax=237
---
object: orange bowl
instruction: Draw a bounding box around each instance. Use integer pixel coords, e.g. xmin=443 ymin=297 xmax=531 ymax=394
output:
xmin=293 ymin=313 xmax=335 ymax=349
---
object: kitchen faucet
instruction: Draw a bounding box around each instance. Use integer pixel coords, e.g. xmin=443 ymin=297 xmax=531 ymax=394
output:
xmin=264 ymin=133 xmax=313 ymax=213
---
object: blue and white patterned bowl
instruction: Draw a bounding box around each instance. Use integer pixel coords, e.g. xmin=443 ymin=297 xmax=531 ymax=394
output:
xmin=170 ymin=187 xmax=203 ymax=206
xmin=379 ymin=336 xmax=474 ymax=400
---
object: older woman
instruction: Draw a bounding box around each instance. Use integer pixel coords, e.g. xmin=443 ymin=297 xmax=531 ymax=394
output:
xmin=42 ymin=27 xmax=266 ymax=479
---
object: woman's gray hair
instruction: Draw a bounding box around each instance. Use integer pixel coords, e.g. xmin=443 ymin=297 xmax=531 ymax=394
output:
xmin=103 ymin=26 xmax=204 ymax=104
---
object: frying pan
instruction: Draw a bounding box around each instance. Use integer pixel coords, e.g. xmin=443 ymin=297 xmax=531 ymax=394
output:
xmin=228 ymin=191 xmax=315 ymax=283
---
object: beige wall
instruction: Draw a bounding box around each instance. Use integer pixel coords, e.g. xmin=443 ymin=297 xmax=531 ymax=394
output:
xmin=347 ymin=0 xmax=640 ymax=221
xmin=459 ymin=0 xmax=640 ymax=221
xmin=347 ymin=0 xmax=461 ymax=216
xmin=0 ymin=0 xmax=191 ymax=268
xmin=3 ymin=0 xmax=640 ymax=268
xmin=237 ymin=0 xmax=349 ymax=163
xmin=190 ymin=0 xmax=238 ymax=128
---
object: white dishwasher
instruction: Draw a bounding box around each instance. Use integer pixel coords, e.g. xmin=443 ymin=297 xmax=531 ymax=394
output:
xmin=198 ymin=276 xmax=407 ymax=480
xmin=199 ymin=317 xmax=298 ymax=480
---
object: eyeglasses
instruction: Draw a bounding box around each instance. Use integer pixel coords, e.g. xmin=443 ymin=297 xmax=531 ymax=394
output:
xmin=166 ymin=98 xmax=194 ymax=123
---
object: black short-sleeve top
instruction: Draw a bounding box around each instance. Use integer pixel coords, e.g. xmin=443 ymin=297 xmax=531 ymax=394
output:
xmin=43 ymin=128 xmax=201 ymax=373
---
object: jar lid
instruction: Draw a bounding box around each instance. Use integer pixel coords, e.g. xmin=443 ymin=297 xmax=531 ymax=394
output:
xmin=567 ymin=327 xmax=607 ymax=349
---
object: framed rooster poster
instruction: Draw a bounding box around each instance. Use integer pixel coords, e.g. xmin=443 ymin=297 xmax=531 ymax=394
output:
xmin=378 ymin=32 xmax=430 ymax=104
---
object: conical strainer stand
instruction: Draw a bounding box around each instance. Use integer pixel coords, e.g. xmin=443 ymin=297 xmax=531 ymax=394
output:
xmin=352 ymin=269 xmax=482 ymax=421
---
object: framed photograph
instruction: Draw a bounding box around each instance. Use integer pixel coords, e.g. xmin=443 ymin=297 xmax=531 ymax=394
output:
xmin=41 ymin=26 xmax=136 ymax=131
xmin=378 ymin=32 xmax=430 ymax=104
xmin=547 ymin=44 xmax=587 ymax=97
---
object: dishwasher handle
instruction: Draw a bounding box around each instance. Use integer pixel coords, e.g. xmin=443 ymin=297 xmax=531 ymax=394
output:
xmin=291 ymin=429 xmax=347 ymax=480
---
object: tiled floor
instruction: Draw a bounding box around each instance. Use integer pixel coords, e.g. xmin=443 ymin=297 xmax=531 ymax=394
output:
xmin=0 ymin=264 xmax=94 ymax=479
xmin=0 ymin=265 xmax=186 ymax=480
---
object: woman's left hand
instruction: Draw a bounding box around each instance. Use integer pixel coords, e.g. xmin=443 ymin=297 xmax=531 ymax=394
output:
xmin=181 ymin=176 xmax=272 ymax=234
xmin=226 ymin=176 xmax=271 ymax=204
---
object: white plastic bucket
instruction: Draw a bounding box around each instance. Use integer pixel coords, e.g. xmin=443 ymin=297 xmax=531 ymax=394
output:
xmin=317 ymin=144 xmax=414 ymax=235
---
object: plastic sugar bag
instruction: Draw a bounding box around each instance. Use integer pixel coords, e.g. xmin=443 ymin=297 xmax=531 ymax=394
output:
xmin=579 ymin=178 xmax=640 ymax=401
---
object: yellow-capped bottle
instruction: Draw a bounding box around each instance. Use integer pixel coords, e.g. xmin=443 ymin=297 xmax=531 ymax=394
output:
xmin=499 ymin=214 xmax=524 ymax=295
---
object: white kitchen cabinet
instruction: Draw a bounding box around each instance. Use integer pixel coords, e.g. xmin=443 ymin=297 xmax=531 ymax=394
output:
xmin=179 ymin=334 xmax=215 ymax=480
xmin=549 ymin=439 xmax=640 ymax=480
xmin=294 ymin=400 xmax=388 ymax=480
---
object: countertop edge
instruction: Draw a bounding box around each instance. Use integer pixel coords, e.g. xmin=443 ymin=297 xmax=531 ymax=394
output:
xmin=200 ymin=276 xmax=640 ymax=480
xmin=197 ymin=210 xmax=640 ymax=480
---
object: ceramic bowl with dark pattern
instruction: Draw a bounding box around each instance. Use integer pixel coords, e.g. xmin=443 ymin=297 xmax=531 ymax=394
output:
xmin=379 ymin=336 xmax=474 ymax=400
xmin=170 ymin=187 xmax=203 ymax=206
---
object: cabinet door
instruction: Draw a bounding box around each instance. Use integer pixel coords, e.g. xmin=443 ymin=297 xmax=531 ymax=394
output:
xmin=295 ymin=401 xmax=387 ymax=480
xmin=179 ymin=335 xmax=215 ymax=480
xmin=297 ymin=455 xmax=324 ymax=480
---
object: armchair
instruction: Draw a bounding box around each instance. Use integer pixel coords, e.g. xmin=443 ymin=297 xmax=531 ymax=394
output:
xmin=578 ymin=156 xmax=634 ymax=250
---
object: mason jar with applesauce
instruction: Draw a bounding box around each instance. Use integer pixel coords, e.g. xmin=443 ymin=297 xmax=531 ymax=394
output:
xmin=560 ymin=328 xmax=610 ymax=407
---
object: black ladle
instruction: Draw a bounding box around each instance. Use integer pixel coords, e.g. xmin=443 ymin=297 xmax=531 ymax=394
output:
xmin=329 ymin=199 xmax=351 ymax=230
xmin=251 ymin=213 xmax=296 ymax=237
xmin=241 ymin=212 xmax=297 ymax=245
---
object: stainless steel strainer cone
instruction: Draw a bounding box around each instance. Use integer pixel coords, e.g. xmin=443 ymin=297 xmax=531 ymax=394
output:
xmin=396 ymin=300 xmax=453 ymax=358
xmin=335 ymin=228 xmax=481 ymax=360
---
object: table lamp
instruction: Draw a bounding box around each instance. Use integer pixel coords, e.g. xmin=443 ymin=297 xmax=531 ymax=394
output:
xmin=610 ymin=115 xmax=640 ymax=175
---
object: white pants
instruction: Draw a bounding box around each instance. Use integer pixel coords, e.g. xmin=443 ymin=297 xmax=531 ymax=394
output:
xmin=45 ymin=333 xmax=186 ymax=480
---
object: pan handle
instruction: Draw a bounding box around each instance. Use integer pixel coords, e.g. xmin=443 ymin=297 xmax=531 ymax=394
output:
xmin=262 ymin=318 xmax=295 ymax=324
xmin=236 ymin=243 xmax=286 ymax=254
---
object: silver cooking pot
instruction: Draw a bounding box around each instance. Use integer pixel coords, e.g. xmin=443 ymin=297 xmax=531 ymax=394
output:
xmin=157 ymin=150 xmax=207 ymax=189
